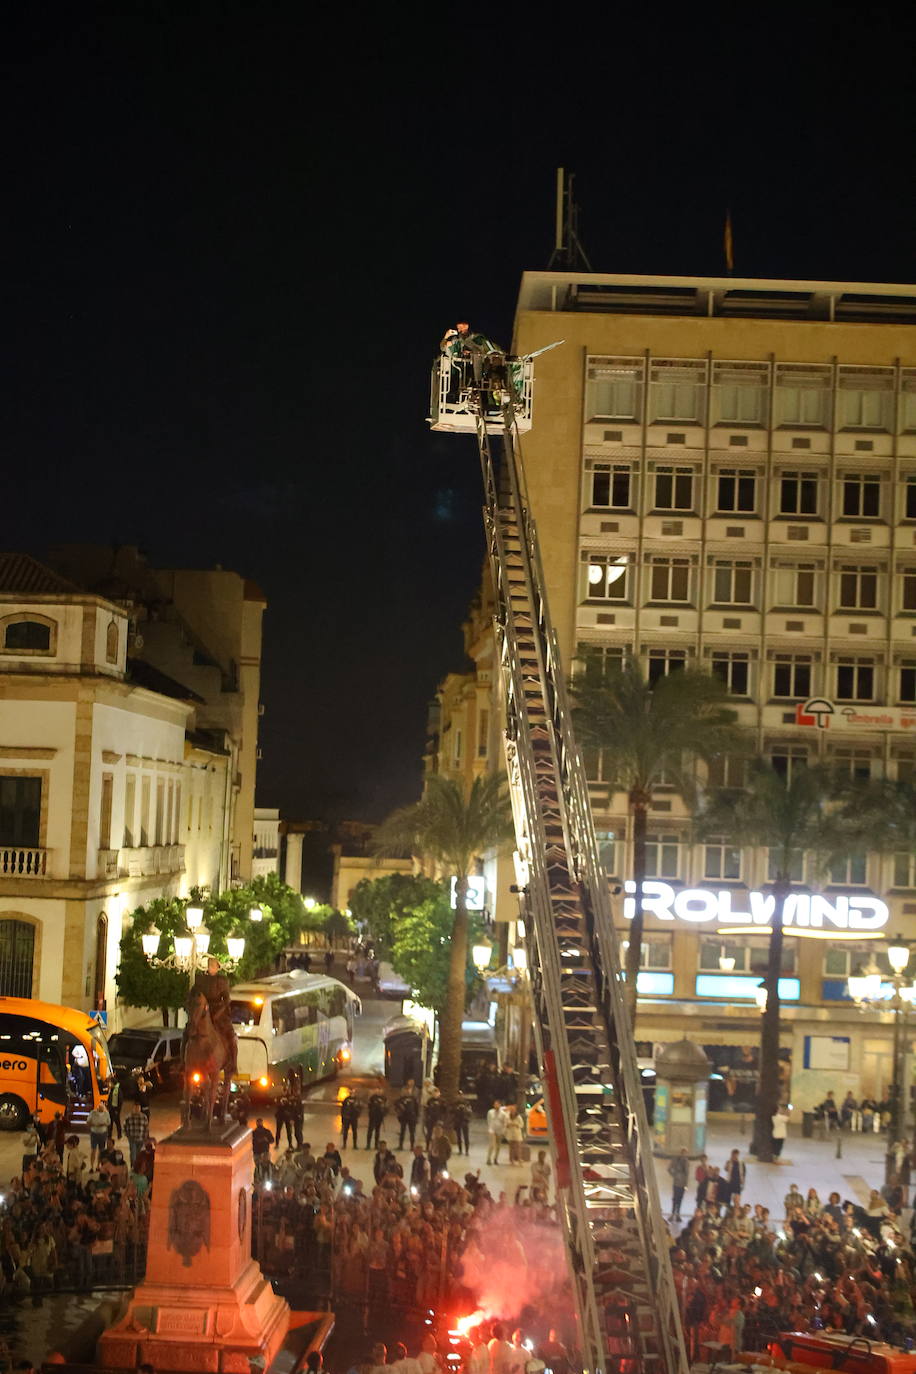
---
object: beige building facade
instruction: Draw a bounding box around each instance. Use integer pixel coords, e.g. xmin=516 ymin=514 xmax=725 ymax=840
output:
xmin=0 ymin=553 xmax=250 ymax=1029
xmin=491 ymin=273 xmax=916 ymax=1108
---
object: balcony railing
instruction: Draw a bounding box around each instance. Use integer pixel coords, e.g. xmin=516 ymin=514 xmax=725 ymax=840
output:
xmin=0 ymin=847 xmax=48 ymax=878
xmin=110 ymin=845 xmax=186 ymax=879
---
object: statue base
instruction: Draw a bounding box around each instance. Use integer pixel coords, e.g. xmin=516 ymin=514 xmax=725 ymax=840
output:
xmin=97 ymin=1122 xmax=291 ymax=1373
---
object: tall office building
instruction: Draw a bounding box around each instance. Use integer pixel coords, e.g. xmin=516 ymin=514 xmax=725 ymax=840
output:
xmin=504 ymin=272 xmax=916 ymax=1109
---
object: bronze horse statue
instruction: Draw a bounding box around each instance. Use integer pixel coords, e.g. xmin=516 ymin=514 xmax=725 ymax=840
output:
xmin=182 ymin=990 xmax=232 ymax=1129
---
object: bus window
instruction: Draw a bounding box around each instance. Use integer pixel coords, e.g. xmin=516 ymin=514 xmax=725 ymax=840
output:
xmin=230 ymin=999 xmax=265 ymax=1029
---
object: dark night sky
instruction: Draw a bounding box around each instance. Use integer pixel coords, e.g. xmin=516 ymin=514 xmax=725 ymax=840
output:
xmin=4 ymin=7 xmax=914 ymax=821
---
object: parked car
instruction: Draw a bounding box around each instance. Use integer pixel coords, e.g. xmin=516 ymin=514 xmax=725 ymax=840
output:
xmin=107 ymin=1027 xmax=185 ymax=1092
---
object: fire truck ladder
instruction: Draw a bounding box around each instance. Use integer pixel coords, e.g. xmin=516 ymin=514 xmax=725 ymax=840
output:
xmin=473 ymin=397 xmax=689 ymax=1374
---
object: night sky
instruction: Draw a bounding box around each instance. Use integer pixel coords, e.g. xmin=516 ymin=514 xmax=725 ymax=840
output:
xmin=4 ymin=8 xmax=914 ymax=822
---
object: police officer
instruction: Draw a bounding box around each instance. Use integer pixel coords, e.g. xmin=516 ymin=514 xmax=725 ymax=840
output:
xmin=366 ymin=1082 xmax=388 ymax=1151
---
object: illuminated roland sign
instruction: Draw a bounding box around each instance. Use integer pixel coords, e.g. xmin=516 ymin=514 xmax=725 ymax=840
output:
xmin=450 ymin=876 xmax=486 ymax=911
xmin=622 ymin=880 xmax=888 ymax=934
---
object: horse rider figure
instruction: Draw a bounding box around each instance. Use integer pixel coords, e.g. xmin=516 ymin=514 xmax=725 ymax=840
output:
xmin=189 ymin=956 xmax=238 ymax=1078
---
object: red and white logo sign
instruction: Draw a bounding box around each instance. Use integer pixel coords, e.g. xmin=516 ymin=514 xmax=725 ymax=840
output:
xmin=795 ymin=698 xmax=834 ymax=729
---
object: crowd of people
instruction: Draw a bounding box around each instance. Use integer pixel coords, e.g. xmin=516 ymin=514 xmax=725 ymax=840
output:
xmin=251 ymin=1125 xmax=561 ymax=1332
xmin=0 ymin=1107 xmax=152 ymax=1307
xmin=669 ymin=1149 xmax=916 ymax=1358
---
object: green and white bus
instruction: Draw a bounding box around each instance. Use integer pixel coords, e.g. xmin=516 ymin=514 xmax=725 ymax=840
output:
xmin=229 ymin=971 xmax=360 ymax=1097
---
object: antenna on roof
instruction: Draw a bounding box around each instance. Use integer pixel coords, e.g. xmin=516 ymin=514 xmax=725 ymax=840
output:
xmin=547 ymin=167 xmax=593 ymax=272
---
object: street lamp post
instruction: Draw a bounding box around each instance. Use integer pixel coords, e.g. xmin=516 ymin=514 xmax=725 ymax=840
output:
xmin=847 ymin=937 xmax=916 ymax=1186
xmin=141 ymin=902 xmax=248 ymax=980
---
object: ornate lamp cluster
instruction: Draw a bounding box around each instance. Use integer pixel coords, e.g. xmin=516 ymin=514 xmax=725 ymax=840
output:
xmin=141 ymin=903 xmax=262 ymax=974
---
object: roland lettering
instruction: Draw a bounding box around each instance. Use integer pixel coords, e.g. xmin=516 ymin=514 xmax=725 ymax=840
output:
xmin=619 ymin=882 xmax=888 ymax=933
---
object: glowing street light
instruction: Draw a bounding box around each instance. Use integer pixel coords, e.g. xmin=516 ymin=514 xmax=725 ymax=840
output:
xmin=249 ymin=906 xmax=263 ymax=923
xmin=471 ymin=939 xmax=493 ymax=972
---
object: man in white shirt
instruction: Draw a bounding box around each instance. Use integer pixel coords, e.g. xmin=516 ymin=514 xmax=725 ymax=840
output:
xmin=417 ymin=1333 xmax=443 ymax=1374
xmin=468 ymin=1326 xmax=490 ymax=1374
xmin=507 ymin=1331 xmax=528 ymax=1374
xmin=389 ymin=1342 xmax=422 ymax=1374
xmin=488 ymin=1323 xmax=515 ymax=1374
xmin=486 ymin=1101 xmax=507 ymax=1165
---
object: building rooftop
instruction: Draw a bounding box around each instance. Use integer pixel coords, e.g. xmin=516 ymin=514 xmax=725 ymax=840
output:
xmin=515 ymin=271 xmax=916 ymax=323
xmin=0 ymin=552 xmax=85 ymax=597
xmin=127 ymin=657 xmax=204 ymax=703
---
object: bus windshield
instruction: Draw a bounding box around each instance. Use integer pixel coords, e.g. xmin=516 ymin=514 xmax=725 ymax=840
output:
xmin=230 ymin=999 xmax=264 ymax=1028
xmin=89 ymin=1022 xmax=112 ymax=1084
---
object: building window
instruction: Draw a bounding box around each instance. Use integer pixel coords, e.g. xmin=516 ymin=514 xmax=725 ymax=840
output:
xmin=772 ymin=657 xmax=812 ymax=700
xmin=835 ymin=658 xmax=875 ymax=701
xmin=716 ymin=469 xmax=757 ymax=514
xmin=583 ymin=746 xmax=617 ymax=785
xmin=706 ymin=753 xmax=746 ymax=789
xmin=2 ymin=619 xmax=52 ymax=653
xmin=648 ymin=361 xmax=705 ymax=424
xmin=712 ymin=363 xmax=768 ymax=426
xmin=99 ymin=774 xmax=113 ymax=852
xmin=900 ymin=571 xmax=916 ymax=613
xmin=105 ymin=621 xmax=119 ymax=664
xmin=711 ymin=652 xmax=750 ymax=696
xmin=711 ymin=560 xmax=754 ymax=606
xmin=770 ymin=744 xmax=810 ymax=780
xmin=622 ymin=937 xmax=672 ymax=970
xmin=577 ymin=643 xmax=626 ymax=681
xmin=649 ymin=559 xmax=691 ymax=603
xmin=123 ymin=774 xmax=137 ymax=847
xmin=0 ymin=920 xmax=35 ymax=999
xmin=905 ymin=476 xmax=916 ymax=520
xmin=477 ymin=710 xmax=489 ymax=758
xmin=589 ymin=463 xmax=633 ymax=509
xmin=584 ymin=555 xmax=630 ymax=602
xmin=772 ymin=563 xmax=818 ymax=608
xmin=767 ymin=847 xmax=805 ymax=881
xmin=645 ymin=833 xmax=680 ymax=879
xmin=830 ymin=748 xmax=874 ymax=781
xmin=699 ymin=940 xmax=795 ymax=974
xmin=0 ymin=777 xmax=41 ymax=848
xmin=900 ymin=666 xmax=916 ymax=703
xmin=893 ymin=853 xmax=916 ymax=889
xmin=652 ymin=467 xmax=694 ymax=511
xmin=585 ymin=358 xmax=644 ymax=422
xmin=704 ymin=838 xmax=741 ymax=881
xmin=595 ymin=829 xmax=618 ymax=874
xmin=93 ymin=914 xmax=108 ymax=1011
xmin=779 ymin=471 xmax=820 ymax=516
xmin=647 ymin=648 xmax=688 ymax=685
xmin=838 ymin=565 xmax=879 ymax=610
xmin=828 ymin=853 xmax=868 ymax=885
xmin=838 ymin=368 xmax=894 ymax=430
xmin=774 ymin=365 xmax=831 ymax=428
xmin=841 ymin=474 xmax=882 ymax=519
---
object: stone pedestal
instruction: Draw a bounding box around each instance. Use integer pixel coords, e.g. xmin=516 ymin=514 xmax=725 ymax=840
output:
xmin=98 ymin=1122 xmax=289 ymax=1373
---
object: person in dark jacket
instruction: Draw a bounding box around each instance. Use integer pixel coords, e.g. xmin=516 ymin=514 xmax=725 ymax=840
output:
xmin=409 ymin=1144 xmax=431 ymax=1196
xmin=423 ymin=1089 xmax=445 ymax=1150
xmin=340 ymin=1091 xmax=361 ymax=1149
xmin=395 ymin=1090 xmax=418 ymax=1150
xmin=366 ymin=1084 xmax=388 ymax=1151
xmin=450 ymin=1093 xmax=472 ymax=1154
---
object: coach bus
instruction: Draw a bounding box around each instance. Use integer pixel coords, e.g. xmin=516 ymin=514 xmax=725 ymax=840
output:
xmin=0 ymin=998 xmax=112 ymax=1130
xmin=228 ymin=971 xmax=360 ymax=1097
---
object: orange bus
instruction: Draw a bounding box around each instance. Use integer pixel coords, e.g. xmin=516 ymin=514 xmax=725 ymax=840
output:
xmin=0 ymin=998 xmax=112 ymax=1130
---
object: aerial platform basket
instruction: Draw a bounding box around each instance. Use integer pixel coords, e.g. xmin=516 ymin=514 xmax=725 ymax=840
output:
xmin=428 ymin=354 xmax=534 ymax=433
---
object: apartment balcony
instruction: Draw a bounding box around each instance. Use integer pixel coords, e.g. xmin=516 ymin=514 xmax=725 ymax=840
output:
xmin=0 ymin=847 xmax=48 ymax=878
xmin=103 ymin=845 xmax=186 ymax=880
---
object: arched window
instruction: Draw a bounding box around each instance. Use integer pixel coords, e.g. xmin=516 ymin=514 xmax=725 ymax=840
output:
xmin=94 ymin=914 xmax=108 ymax=1011
xmin=105 ymin=621 xmax=119 ymax=664
xmin=3 ymin=620 xmax=51 ymax=652
xmin=0 ymin=920 xmax=35 ymax=998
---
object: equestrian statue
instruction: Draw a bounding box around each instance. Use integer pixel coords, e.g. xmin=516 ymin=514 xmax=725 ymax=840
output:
xmin=182 ymin=956 xmax=237 ymax=1129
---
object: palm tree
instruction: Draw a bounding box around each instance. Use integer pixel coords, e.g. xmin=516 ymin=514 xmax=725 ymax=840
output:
xmin=696 ymin=760 xmax=853 ymax=1161
xmin=374 ymin=773 xmax=515 ymax=1101
xmin=570 ymin=656 xmax=743 ymax=1026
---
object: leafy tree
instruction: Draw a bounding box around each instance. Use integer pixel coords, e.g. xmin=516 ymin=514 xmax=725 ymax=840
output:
xmin=324 ymin=907 xmax=355 ymax=946
xmin=696 ymin=760 xmax=854 ymax=1161
xmin=391 ymin=896 xmax=454 ymax=1014
xmin=348 ymin=873 xmax=445 ymax=956
xmin=374 ymin=774 xmax=515 ymax=1101
xmin=116 ymin=897 xmax=201 ymax=1023
xmin=570 ymin=656 xmax=742 ymax=1025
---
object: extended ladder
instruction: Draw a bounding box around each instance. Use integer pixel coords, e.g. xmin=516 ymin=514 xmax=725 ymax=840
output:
xmin=473 ymin=397 xmax=689 ymax=1374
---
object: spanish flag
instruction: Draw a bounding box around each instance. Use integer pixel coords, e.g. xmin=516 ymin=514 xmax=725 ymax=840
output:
xmin=724 ymin=209 xmax=734 ymax=274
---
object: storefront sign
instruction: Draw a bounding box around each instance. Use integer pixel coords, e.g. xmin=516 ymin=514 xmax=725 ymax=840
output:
xmin=622 ymin=880 xmax=889 ymax=933
xmin=796 ymin=698 xmax=916 ymax=732
xmin=450 ymin=876 xmax=486 ymax=910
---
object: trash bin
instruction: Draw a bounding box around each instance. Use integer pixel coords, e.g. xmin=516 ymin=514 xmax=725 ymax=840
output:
xmin=802 ymin=1110 xmax=814 ymax=1138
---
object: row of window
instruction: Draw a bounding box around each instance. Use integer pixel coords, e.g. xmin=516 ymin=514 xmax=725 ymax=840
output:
xmin=624 ymin=937 xmax=891 ymax=982
xmin=0 ymin=616 xmax=119 ymax=663
xmin=586 ymin=358 xmax=916 ymax=432
xmin=597 ymin=828 xmax=916 ymax=888
xmin=586 ymin=464 xmax=916 ymax=521
xmin=583 ymin=645 xmax=915 ymax=705
xmin=584 ymin=553 xmax=916 ymax=621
